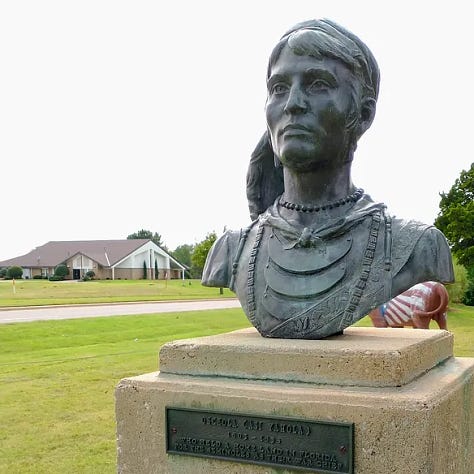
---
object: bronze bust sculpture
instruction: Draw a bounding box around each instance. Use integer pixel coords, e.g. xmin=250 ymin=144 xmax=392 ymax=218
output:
xmin=202 ymin=19 xmax=454 ymax=339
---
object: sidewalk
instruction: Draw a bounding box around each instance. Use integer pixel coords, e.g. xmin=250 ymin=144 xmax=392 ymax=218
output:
xmin=0 ymin=299 xmax=241 ymax=324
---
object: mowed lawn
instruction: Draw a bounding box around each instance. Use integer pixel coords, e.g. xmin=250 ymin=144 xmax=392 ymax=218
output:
xmin=0 ymin=304 xmax=473 ymax=473
xmin=0 ymin=308 xmax=251 ymax=473
xmin=0 ymin=279 xmax=233 ymax=307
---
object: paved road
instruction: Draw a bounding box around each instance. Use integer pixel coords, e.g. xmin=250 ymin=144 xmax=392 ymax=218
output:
xmin=0 ymin=299 xmax=242 ymax=324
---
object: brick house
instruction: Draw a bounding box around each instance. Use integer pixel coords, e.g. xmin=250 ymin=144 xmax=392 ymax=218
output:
xmin=0 ymin=239 xmax=185 ymax=280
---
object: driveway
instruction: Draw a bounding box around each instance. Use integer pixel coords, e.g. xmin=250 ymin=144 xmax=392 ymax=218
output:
xmin=0 ymin=299 xmax=242 ymax=324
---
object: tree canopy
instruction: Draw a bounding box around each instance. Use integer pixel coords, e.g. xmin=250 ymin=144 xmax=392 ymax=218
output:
xmin=6 ymin=266 xmax=23 ymax=279
xmin=435 ymin=163 xmax=474 ymax=269
xmin=191 ymin=232 xmax=217 ymax=278
xmin=127 ymin=229 xmax=167 ymax=251
xmin=171 ymin=244 xmax=194 ymax=268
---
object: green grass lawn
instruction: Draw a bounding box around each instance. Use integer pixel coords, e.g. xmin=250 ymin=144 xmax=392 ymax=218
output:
xmin=0 ymin=305 xmax=472 ymax=473
xmin=0 ymin=279 xmax=234 ymax=307
xmin=0 ymin=308 xmax=251 ymax=473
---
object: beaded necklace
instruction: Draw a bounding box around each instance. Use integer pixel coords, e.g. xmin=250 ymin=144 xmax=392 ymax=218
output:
xmin=279 ymin=188 xmax=364 ymax=213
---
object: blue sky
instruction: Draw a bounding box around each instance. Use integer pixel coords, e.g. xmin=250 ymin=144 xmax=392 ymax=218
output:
xmin=1 ymin=1 xmax=472 ymax=260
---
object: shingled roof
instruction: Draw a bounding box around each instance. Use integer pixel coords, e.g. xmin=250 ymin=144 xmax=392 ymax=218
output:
xmin=0 ymin=240 xmax=151 ymax=268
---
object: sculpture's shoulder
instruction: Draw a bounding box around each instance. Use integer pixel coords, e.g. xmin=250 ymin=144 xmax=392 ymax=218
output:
xmin=391 ymin=217 xmax=454 ymax=292
xmin=201 ymin=229 xmax=243 ymax=288
xmin=391 ymin=218 xmax=431 ymax=266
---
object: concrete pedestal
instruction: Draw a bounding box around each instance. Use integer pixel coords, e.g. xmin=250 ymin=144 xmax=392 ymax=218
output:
xmin=115 ymin=327 xmax=474 ymax=473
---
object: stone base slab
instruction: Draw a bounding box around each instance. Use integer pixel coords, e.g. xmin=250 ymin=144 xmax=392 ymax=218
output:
xmin=115 ymin=327 xmax=474 ymax=473
xmin=159 ymin=327 xmax=454 ymax=387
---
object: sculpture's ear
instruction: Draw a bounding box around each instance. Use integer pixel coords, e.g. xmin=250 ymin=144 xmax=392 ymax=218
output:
xmin=357 ymin=97 xmax=376 ymax=137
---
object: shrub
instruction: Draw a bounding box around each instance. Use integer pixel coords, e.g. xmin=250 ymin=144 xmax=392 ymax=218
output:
xmin=82 ymin=275 xmax=91 ymax=282
xmin=85 ymin=270 xmax=95 ymax=279
xmin=6 ymin=266 xmax=23 ymax=279
xmin=33 ymin=275 xmax=43 ymax=279
xmin=0 ymin=268 xmax=7 ymax=278
xmin=462 ymin=286 xmax=474 ymax=306
xmin=48 ymin=275 xmax=64 ymax=281
xmin=462 ymin=266 xmax=474 ymax=306
xmin=446 ymin=260 xmax=468 ymax=304
xmin=54 ymin=264 xmax=69 ymax=278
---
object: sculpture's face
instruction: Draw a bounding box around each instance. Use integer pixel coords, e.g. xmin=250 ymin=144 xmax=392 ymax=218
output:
xmin=266 ymin=45 xmax=359 ymax=172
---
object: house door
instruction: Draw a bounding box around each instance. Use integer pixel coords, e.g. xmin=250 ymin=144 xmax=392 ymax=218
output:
xmin=73 ymin=269 xmax=81 ymax=280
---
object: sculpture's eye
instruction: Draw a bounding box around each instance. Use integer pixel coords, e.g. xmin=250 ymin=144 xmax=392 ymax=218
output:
xmin=270 ymin=83 xmax=289 ymax=95
xmin=307 ymin=79 xmax=331 ymax=93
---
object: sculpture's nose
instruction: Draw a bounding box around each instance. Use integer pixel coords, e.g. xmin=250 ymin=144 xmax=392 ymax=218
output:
xmin=284 ymin=86 xmax=307 ymax=115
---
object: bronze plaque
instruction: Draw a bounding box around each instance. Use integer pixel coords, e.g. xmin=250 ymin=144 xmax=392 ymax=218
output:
xmin=166 ymin=407 xmax=353 ymax=473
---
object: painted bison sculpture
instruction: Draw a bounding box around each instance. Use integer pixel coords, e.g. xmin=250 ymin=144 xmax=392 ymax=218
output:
xmin=368 ymin=281 xmax=449 ymax=330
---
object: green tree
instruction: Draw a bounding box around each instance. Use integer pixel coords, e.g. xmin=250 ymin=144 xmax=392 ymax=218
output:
xmin=435 ymin=163 xmax=474 ymax=305
xmin=6 ymin=266 xmax=23 ymax=279
xmin=171 ymin=244 xmax=194 ymax=268
xmin=435 ymin=163 xmax=474 ymax=269
xmin=127 ymin=229 xmax=168 ymax=251
xmin=191 ymin=232 xmax=217 ymax=278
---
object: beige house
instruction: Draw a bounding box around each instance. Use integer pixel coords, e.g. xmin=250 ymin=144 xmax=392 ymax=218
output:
xmin=0 ymin=239 xmax=185 ymax=280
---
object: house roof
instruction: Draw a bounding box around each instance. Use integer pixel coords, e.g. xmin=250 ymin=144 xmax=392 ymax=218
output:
xmin=0 ymin=240 xmax=153 ymax=268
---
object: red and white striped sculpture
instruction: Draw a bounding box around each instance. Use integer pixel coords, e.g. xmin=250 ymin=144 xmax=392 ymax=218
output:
xmin=368 ymin=281 xmax=449 ymax=330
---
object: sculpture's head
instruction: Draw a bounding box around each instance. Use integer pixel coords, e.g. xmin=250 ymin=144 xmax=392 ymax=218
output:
xmin=265 ymin=19 xmax=379 ymax=172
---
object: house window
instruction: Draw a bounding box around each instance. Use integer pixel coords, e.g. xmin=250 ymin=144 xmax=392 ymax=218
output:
xmin=41 ymin=268 xmax=49 ymax=277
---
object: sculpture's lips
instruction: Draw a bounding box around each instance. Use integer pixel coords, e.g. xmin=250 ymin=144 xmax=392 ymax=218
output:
xmin=281 ymin=124 xmax=313 ymax=135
